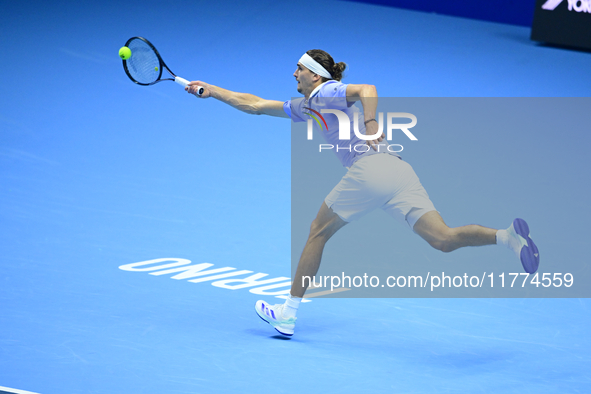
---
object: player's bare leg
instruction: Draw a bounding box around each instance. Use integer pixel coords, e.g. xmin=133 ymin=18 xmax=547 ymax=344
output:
xmin=413 ymin=211 xmax=540 ymax=273
xmin=290 ymin=202 xmax=348 ymax=298
xmin=413 ymin=211 xmax=496 ymax=252
xmin=255 ymin=202 xmax=346 ymax=336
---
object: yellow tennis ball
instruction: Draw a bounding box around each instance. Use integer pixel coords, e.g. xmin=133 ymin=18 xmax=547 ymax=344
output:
xmin=119 ymin=46 xmax=132 ymax=60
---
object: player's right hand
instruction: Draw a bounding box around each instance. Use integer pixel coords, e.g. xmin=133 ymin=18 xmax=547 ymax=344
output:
xmin=186 ymin=81 xmax=210 ymax=98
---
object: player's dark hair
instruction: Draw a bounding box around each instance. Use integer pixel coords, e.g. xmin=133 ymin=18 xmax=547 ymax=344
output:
xmin=306 ymin=49 xmax=347 ymax=82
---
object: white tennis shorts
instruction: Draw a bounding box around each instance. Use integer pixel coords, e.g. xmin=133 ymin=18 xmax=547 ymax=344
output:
xmin=324 ymin=153 xmax=436 ymax=230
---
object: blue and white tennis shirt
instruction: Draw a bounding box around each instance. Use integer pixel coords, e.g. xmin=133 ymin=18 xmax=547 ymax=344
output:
xmin=283 ymin=80 xmax=400 ymax=168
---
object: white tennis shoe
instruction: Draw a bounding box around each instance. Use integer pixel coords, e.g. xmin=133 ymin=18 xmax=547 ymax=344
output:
xmin=507 ymin=218 xmax=540 ymax=274
xmin=255 ymin=300 xmax=296 ymax=336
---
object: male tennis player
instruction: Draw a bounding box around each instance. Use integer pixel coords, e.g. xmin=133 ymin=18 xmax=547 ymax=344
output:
xmin=186 ymin=49 xmax=540 ymax=337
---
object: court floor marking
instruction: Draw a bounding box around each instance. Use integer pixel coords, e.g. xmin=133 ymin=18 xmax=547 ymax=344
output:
xmin=119 ymin=258 xmax=351 ymax=301
xmin=0 ymin=386 xmax=41 ymax=394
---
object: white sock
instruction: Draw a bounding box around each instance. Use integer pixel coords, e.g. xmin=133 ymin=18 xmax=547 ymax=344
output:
xmin=496 ymin=225 xmax=522 ymax=257
xmin=282 ymin=294 xmax=301 ymax=318
xmin=496 ymin=229 xmax=509 ymax=248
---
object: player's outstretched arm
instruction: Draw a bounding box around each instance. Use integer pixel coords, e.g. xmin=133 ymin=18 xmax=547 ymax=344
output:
xmin=186 ymin=81 xmax=289 ymax=118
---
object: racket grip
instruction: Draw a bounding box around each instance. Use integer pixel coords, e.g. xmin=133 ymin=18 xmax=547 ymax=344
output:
xmin=175 ymin=76 xmax=190 ymax=87
xmin=176 ymin=77 xmax=204 ymax=96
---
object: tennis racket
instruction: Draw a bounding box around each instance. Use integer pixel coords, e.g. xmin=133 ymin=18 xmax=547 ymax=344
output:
xmin=122 ymin=36 xmax=204 ymax=96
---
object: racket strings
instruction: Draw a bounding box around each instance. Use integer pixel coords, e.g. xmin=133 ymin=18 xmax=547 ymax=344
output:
xmin=126 ymin=39 xmax=161 ymax=84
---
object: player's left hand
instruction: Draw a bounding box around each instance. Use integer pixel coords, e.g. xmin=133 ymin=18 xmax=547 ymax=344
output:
xmin=365 ymin=120 xmax=385 ymax=151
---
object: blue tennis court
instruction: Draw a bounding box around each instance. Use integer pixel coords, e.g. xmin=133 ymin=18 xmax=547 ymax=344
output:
xmin=1 ymin=0 xmax=590 ymax=393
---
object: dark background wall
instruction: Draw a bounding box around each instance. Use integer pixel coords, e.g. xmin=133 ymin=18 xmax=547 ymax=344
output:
xmin=345 ymin=0 xmax=537 ymax=26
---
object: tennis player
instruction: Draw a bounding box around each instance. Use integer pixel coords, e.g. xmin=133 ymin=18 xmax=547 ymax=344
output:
xmin=185 ymin=49 xmax=540 ymax=337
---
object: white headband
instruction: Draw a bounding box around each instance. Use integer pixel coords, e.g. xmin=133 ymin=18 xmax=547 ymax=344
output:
xmin=298 ymin=53 xmax=332 ymax=79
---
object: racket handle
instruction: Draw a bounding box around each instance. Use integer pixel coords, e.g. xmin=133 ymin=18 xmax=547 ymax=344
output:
xmin=175 ymin=77 xmax=204 ymax=96
xmin=175 ymin=76 xmax=189 ymax=87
